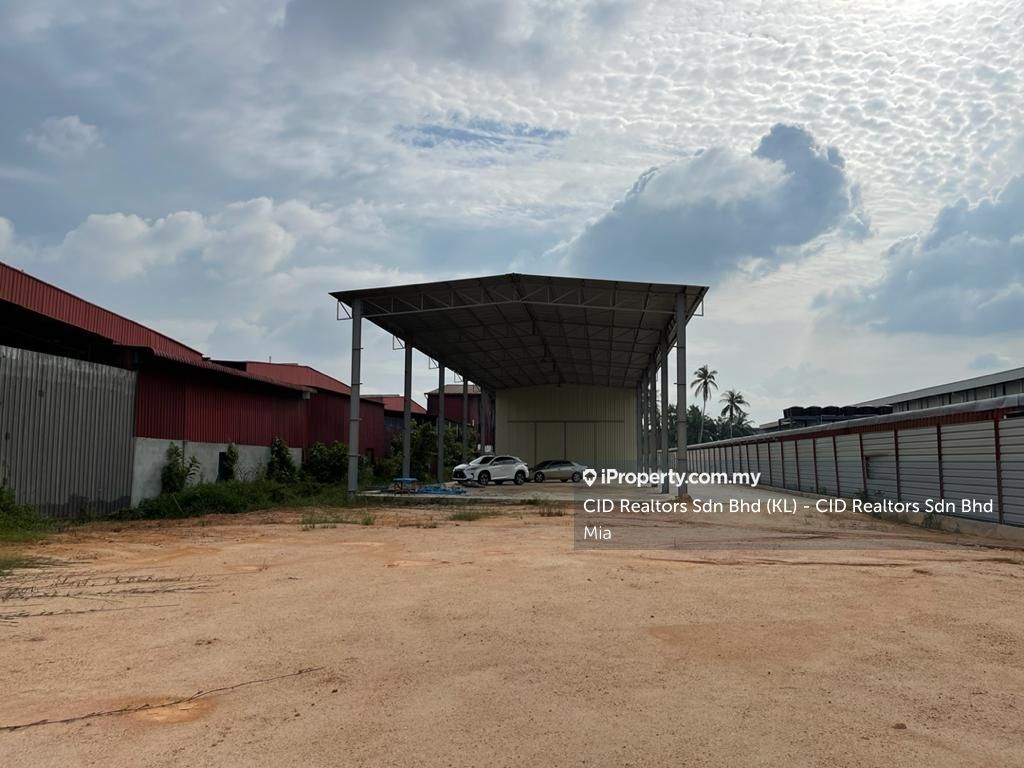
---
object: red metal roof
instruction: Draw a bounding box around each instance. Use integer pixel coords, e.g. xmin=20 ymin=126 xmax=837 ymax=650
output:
xmin=218 ymin=361 xmax=353 ymax=396
xmin=0 ymin=261 xmax=205 ymax=361
xmin=364 ymin=394 xmax=428 ymax=415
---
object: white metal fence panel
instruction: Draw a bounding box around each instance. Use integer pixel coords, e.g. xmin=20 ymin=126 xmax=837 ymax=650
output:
xmin=862 ymin=431 xmax=898 ymax=500
xmin=941 ymin=421 xmax=998 ymax=520
xmin=814 ymin=437 xmax=836 ymax=495
xmin=0 ymin=346 xmax=136 ymax=518
xmin=835 ymin=434 xmax=864 ymax=497
xmin=768 ymin=442 xmax=783 ymax=487
xmin=999 ymin=418 xmax=1024 ymax=525
xmin=796 ymin=439 xmax=816 ymax=493
xmin=897 ymin=427 xmax=940 ymax=505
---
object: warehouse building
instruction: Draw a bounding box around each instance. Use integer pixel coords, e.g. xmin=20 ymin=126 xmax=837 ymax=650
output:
xmin=363 ymin=395 xmax=429 ymax=435
xmin=856 ymin=366 xmax=1024 ymax=412
xmin=331 ymin=273 xmax=707 ymax=494
xmin=0 ymin=262 xmax=374 ymax=516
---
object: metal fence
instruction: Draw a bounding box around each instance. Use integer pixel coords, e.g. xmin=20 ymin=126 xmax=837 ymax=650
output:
xmin=0 ymin=345 xmax=136 ymax=518
xmin=685 ymin=395 xmax=1024 ymax=527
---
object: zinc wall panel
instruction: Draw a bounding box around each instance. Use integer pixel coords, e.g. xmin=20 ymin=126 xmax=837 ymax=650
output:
xmin=897 ymin=427 xmax=940 ymax=504
xmin=496 ymin=385 xmax=636 ymax=467
xmin=0 ymin=345 xmax=135 ymax=518
xmin=781 ymin=441 xmax=799 ymax=490
xmin=815 ymin=437 xmax=836 ymax=495
xmin=941 ymin=421 xmax=997 ymax=519
xmin=768 ymin=442 xmax=784 ymax=487
xmin=796 ymin=439 xmax=816 ymax=493
xmin=1001 ymin=419 xmax=1024 ymax=524
xmin=835 ymin=435 xmax=864 ymax=496
xmin=862 ymin=432 xmax=898 ymax=500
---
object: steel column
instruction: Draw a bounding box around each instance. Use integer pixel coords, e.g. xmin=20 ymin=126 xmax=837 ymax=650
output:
xmin=660 ymin=341 xmax=670 ymax=493
xmin=640 ymin=371 xmax=648 ymax=473
xmin=635 ymin=382 xmax=642 ymax=471
xmin=649 ymin=357 xmax=657 ymax=477
xmin=437 ymin=364 xmax=446 ymax=482
xmin=674 ymin=292 xmax=688 ymax=497
xmin=462 ymin=377 xmax=469 ymax=463
xmin=347 ymin=299 xmax=362 ymax=495
xmin=402 ymin=340 xmax=412 ymax=478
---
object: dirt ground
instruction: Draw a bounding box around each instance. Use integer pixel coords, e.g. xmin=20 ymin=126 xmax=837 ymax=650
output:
xmin=2 ymin=493 xmax=1024 ymax=767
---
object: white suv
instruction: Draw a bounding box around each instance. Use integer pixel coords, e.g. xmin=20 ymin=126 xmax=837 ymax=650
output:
xmin=460 ymin=455 xmax=529 ymax=486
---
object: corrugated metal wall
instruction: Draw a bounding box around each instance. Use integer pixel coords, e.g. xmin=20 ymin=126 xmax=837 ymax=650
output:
xmin=495 ymin=385 xmax=637 ymax=467
xmin=686 ymin=397 xmax=1024 ymax=526
xmin=0 ymin=345 xmax=135 ymax=518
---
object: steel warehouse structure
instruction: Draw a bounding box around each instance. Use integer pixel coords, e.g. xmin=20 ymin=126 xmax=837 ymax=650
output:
xmin=686 ymin=395 xmax=1024 ymax=527
xmin=331 ymin=273 xmax=708 ymax=494
xmin=215 ymin=361 xmax=388 ymax=461
xmin=363 ymin=395 xmax=429 ymax=436
xmin=0 ymin=262 xmax=372 ymax=516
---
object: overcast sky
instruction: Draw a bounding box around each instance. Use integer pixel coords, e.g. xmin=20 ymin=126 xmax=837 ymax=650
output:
xmin=1 ymin=0 xmax=1022 ymax=423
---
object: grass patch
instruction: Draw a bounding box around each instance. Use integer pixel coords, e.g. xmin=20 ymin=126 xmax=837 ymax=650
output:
xmin=0 ymin=555 xmax=49 ymax=578
xmin=300 ymin=511 xmax=357 ymax=530
xmin=359 ymin=512 xmax=376 ymax=526
xmin=0 ymin=488 xmax=51 ymax=543
xmin=448 ymin=509 xmax=501 ymax=522
xmin=127 ymin=479 xmax=353 ymax=520
xmin=536 ymin=501 xmax=567 ymax=517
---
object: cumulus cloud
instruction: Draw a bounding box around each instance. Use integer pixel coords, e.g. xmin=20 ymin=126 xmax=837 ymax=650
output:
xmin=34 ymin=198 xmax=389 ymax=281
xmin=821 ymin=176 xmax=1024 ymax=335
xmin=554 ymin=124 xmax=869 ymax=283
xmin=25 ymin=115 xmax=102 ymax=157
xmin=281 ymin=0 xmax=635 ymax=73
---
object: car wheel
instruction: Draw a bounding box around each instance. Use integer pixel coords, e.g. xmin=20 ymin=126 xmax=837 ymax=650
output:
xmin=514 ymin=471 xmax=526 ymax=485
xmin=571 ymin=472 xmax=582 ymax=483
xmin=534 ymin=471 xmax=545 ymax=483
xmin=477 ymin=471 xmax=490 ymax=486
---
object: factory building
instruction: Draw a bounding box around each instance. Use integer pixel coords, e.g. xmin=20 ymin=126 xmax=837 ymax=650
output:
xmin=0 ymin=262 xmax=374 ymax=516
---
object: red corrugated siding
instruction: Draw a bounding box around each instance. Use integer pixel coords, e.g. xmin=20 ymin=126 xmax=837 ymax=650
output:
xmin=136 ymin=362 xmax=307 ymax=446
xmin=1 ymin=262 xmax=204 ymax=361
xmin=357 ymin=399 xmax=388 ymax=460
xmin=308 ymin=391 xmax=347 ymax=447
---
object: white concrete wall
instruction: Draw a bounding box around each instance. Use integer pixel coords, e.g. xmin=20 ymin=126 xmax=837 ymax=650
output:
xmin=495 ymin=385 xmax=637 ymax=468
xmin=131 ymin=438 xmax=303 ymax=506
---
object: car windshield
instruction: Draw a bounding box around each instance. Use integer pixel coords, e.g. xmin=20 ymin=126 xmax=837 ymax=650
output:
xmin=469 ymin=455 xmax=495 ymax=465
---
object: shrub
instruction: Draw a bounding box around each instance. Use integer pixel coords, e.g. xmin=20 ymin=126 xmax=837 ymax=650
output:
xmin=160 ymin=443 xmax=201 ymax=494
xmin=220 ymin=443 xmax=240 ymax=481
xmin=304 ymin=441 xmax=347 ymax=484
xmin=131 ymin=478 xmax=355 ymax=520
xmin=0 ymin=486 xmax=48 ymax=542
xmin=267 ymin=437 xmax=298 ymax=483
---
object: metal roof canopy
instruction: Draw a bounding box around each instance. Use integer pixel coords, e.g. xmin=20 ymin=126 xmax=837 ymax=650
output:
xmin=330 ymin=273 xmax=707 ymax=390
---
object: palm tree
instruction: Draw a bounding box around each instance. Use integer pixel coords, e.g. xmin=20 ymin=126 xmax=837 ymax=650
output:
xmin=719 ymin=389 xmax=750 ymax=438
xmin=690 ymin=365 xmax=718 ymax=443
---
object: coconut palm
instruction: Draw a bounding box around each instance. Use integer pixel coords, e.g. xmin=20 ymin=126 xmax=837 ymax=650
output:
xmin=690 ymin=365 xmax=718 ymax=443
xmin=719 ymin=389 xmax=750 ymax=438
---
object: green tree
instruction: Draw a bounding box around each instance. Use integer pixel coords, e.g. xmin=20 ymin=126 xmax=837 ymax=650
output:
xmin=719 ymin=389 xmax=750 ymax=438
xmin=690 ymin=365 xmax=718 ymax=444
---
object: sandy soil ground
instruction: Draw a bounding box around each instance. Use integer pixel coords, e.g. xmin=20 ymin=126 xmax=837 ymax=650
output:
xmin=2 ymin=495 xmax=1024 ymax=767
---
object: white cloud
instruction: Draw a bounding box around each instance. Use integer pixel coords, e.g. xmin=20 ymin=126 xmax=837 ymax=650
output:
xmin=25 ymin=115 xmax=102 ymax=158
xmin=552 ymin=124 xmax=869 ymax=283
xmin=821 ymin=175 xmax=1024 ymax=335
